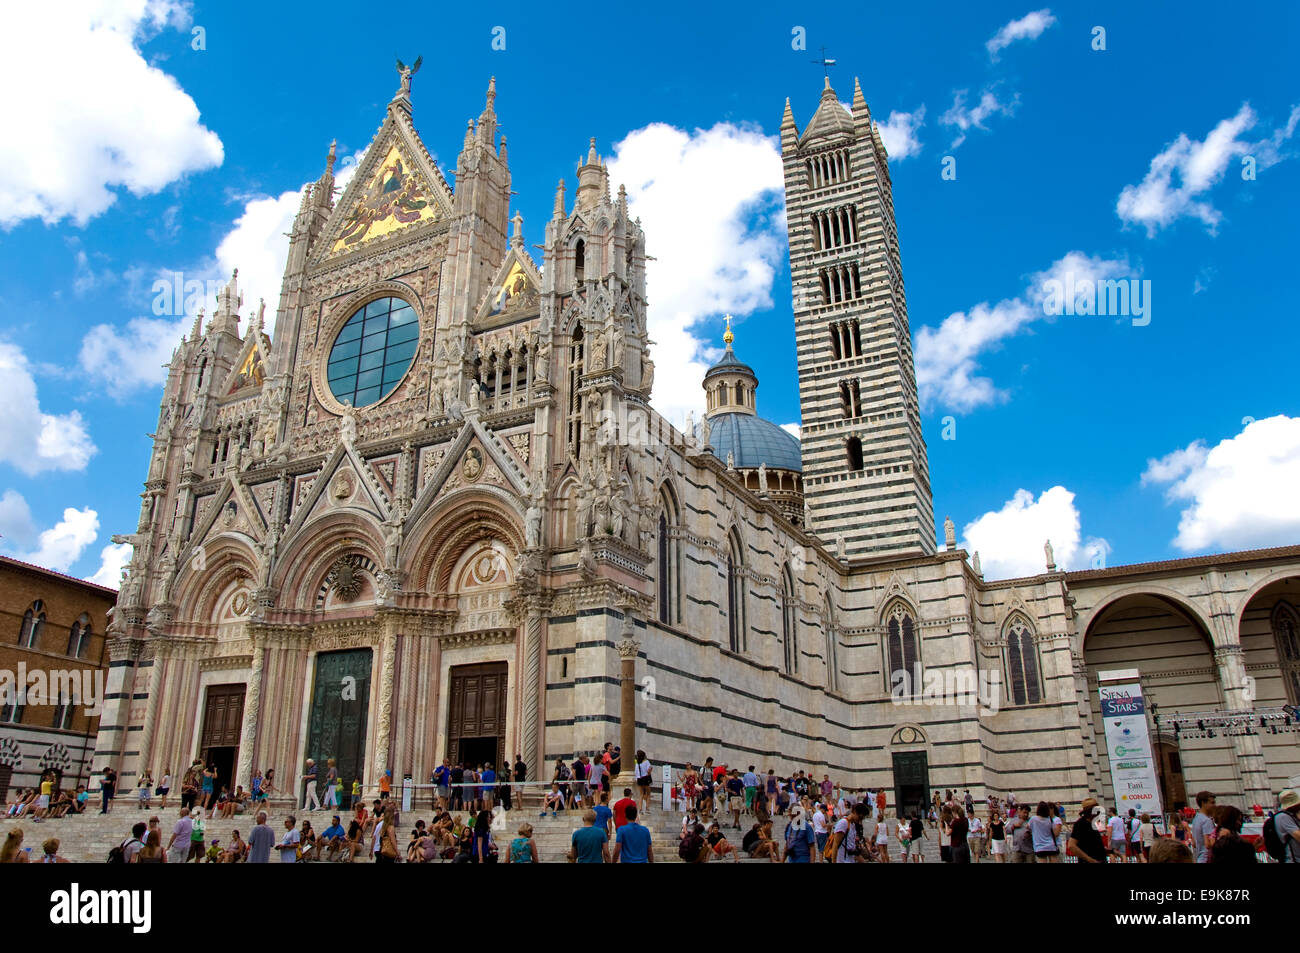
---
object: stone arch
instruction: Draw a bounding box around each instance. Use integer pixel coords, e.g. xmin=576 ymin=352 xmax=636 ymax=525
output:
xmin=1078 ymin=585 xmax=1216 ymax=651
xmin=1232 ymin=568 xmax=1300 ymax=620
xmin=402 ymin=488 xmax=524 ymax=594
xmin=273 ymin=511 xmax=385 ymax=611
xmin=172 ymin=536 xmax=260 ymax=624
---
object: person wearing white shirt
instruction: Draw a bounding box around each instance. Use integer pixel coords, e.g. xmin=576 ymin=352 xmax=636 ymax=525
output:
xmin=1106 ymin=811 xmax=1127 ymax=862
xmin=967 ymin=814 xmax=985 ymax=862
xmin=812 ymin=805 xmax=829 ymax=862
xmin=277 ymin=816 xmax=300 ymax=863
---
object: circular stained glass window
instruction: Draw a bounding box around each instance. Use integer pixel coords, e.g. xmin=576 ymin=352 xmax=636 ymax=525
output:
xmin=325 ymin=297 xmax=419 ymax=408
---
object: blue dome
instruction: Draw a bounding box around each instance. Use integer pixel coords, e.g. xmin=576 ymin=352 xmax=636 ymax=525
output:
xmin=708 ymin=413 xmax=802 ymax=472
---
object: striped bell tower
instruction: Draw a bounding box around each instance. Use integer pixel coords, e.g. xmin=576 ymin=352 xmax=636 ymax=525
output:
xmin=782 ymin=77 xmax=936 ymax=558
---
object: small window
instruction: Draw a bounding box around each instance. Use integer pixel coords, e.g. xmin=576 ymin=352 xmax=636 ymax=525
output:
xmin=846 ymin=436 xmax=864 ymax=471
xmin=18 ymin=600 xmax=45 ymax=648
xmin=67 ymin=613 xmax=92 ymax=658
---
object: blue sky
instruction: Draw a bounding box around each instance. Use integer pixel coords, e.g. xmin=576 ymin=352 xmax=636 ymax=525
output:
xmin=0 ymin=1 xmax=1297 ymax=583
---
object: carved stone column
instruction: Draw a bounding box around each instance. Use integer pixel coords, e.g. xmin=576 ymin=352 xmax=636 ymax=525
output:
xmin=134 ymin=642 xmax=164 ymax=784
xmin=236 ymin=636 xmax=266 ymax=790
xmin=373 ymin=630 xmax=398 ymax=792
xmin=1214 ymin=644 xmax=1271 ymax=805
xmin=614 ymin=621 xmax=640 ymax=787
xmin=520 ymin=604 xmax=547 ymax=778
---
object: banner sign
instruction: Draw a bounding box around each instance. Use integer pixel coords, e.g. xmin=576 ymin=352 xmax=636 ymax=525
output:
xmin=1098 ymin=680 xmax=1164 ymax=824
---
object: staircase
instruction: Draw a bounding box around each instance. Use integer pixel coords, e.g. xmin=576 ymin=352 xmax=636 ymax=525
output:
xmin=3 ymin=800 xmax=948 ymax=863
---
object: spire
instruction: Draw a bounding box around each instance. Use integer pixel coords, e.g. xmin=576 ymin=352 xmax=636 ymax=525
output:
xmin=851 ymin=77 xmax=872 ymax=127
xmin=325 ymin=138 xmax=337 ymax=177
xmin=499 ymin=134 xmax=508 ymax=162
xmin=586 ymin=137 xmax=598 ymax=166
xmin=477 ymin=76 xmax=498 ymax=144
xmin=511 ymin=210 xmax=523 ymax=248
xmin=553 ymin=178 xmax=566 ymax=219
xmin=484 ymin=76 xmax=497 ymax=115
xmin=464 ymin=119 xmax=475 ymax=151
xmin=190 ymin=308 xmax=204 ymax=341
xmin=210 ymin=269 xmax=242 ymax=336
xmin=617 ymin=183 xmax=628 ymax=218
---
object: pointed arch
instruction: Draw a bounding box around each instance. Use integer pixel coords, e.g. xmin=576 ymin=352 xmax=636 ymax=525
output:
xmin=725 ymin=526 xmax=746 ymax=653
xmin=883 ymin=598 xmax=919 ymax=695
xmin=66 ymin=612 xmax=92 ymax=659
xmin=781 ymin=564 xmax=798 ymax=675
xmin=18 ymin=600 xmax=45 ymax=649
xmin=1271 ymin=601 xmax=1300 ymax=705
xmin=656 ymin=480 xmax=681 ymax=626
xmin=1003 ymin=612 xmax=1042 ymax=705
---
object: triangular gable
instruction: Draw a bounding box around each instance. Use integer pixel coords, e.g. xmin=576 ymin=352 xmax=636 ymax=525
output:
xmin=221 ymin=330 xmax=270 ymax=397
xmin=180 ymin=475 xmax=268 ymax=569
xmin=407 ymin=417 xmax=531 ymax=528
xmin=282 ymin=441 xmax=393 ymax=541
xmin=476 ymin=246 xmax=542 ymax=321
xmin=314 ymin=111 xmax=454 ymax=264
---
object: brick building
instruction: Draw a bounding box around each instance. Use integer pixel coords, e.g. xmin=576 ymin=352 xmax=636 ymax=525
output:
xmin=0 ymin=556 xmax=116 ymax=799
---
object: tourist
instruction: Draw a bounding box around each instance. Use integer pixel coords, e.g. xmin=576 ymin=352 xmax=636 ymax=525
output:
xmin=38 ymin=837 xmax=69 ymax=863
xmin=514 ymin=753 xmax=528 ymax=787
xmin=541 ymin=781 xmax=564 ymax=816
xmin=1272 ymin=788 xmax=1300 ymax=863
xmin=588 ymin=753 xmax=606 ymax=804
xmin=967 ymin=810 xmax=985 ymax=862
xmin=1067 ymin=799 xmax=1107 ymax=864
xmin=299 ymin=818 xmax=318 ymax=861
xmin=0 ymin=829 xmax=27 ymax=863
xmin=613 ymin=787 xmax=636 ymax=830
xmin=765 ymin=769 xmax=779 ymax=816
xmin=1029 ymin=801 xmax=1061 ymax=862
xmin=433 ymin=759 xmax=452 ymax=812
xmin=379 ymin=768 xmax=393 ymax=802
xmin=725 ymin=769 xmax=744 ymax=829
xmin=482 ymin=762 xmax=497 ymax=812
xmin=349 ymin=777 xmax=360 ymax=810
xmin=135 ymin=829 xmax=166 ymax=863
xmin=247 ymin=811 xmax=274 ymax=863
xmin=1106 ymin=808 xmax=1127 ymax=862
xmin=250 ymin=769 xmax=264 ymax=807
xmin=811 ymin=800 xmax=829 ymax=861
xmin=1149 ymin=838 xmax=1193 ymax=863
xmin=450 ymin=762 xmax=464 ymax=810
xmin=341 ymin=815 xmax=364 ymax=862
xmin=1208 ymin=805 xmax=1256 ymax=864
xmin=137 ymin=770 xmax=152 ymax=810
xmin=987 ymin=808 xmax=1006 ymax=862
xmin=322 ymin=758 xmax=339 ymax=810
xmin=613 ymin=803 xmax=653 ymax=862
xmin=166 ymin=808 xmax=192 ymax=864
xmin=964 ymin=789 xmax=974 ymax=818
xmin=471 ymin=808 xmax=493 ymax=862
xmin=680 ymin=821 xmax=710 ymax=863
xmin=571 ymin=809 xmax=610 ymax=863
xmin=497 ymin=762 xmax=512 ymax=811
xmin=99 ymin=765 xmax=116 ymax=814
xmin=1138 ymin=813 xmax=1156 ymax=862
xmin=156 ymin=768 xmax=171 ymax=809
xmin=594 ymin=790 xmax=614 ymax=836
xmin=741 ymin=766 xmax=759 ymax=815
xmin=949 ymin=805 xmax=970 ymax=863
xmin=201 ymin=761 xmax=217 ymax=814
xmin=1125 ymin=809 xmax=1143 ymax=863
xmin=706 ymin=821 xmax=739 ymax=862
xmin=118 ymin=822 xmax=147 ymax=863
xmin=188 ymin=807 xmax=206 ymax=862
xmin=875 ymin=806 xmax=892 ymax=862
xmin=939 ymin=808 xmax=953 ymax=862
xmin=72 ymin=785 xmax=88 ymax=814
xmin=784 ymin=808 xmax=816 ymax=863
xmin=277 ymin=815 xmax=301 ymax=863
xmin=907 ymin=812 xmax=926 ymax=863
xmin=1191 ymin=790 xmax=1217 ymax=862
xmin=303 ymin=759 xmax=321 ymax=812
xmin=506 ymin=822 xmax=538 ymax=863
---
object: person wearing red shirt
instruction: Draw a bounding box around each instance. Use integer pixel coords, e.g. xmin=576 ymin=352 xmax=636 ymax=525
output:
xmin=614 ymin=789 xmax=636 ymax=828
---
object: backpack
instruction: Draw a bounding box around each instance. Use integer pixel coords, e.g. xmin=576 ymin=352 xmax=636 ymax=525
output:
xmin=107 ymin=837 xmax=139 ymax=864
xmin=1262 ymin=812 xmax=1289 ymax=862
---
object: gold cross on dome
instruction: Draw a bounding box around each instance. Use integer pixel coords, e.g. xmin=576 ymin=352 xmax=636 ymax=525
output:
xmin=723 ymin=314 xmax=734 ymax=345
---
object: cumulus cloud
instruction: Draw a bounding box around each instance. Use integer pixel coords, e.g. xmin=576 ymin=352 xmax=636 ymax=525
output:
xmin=940 ymin=86 xmax=1019 ymax=148
xmin=0 ymin=342 xmax=97 ymax=474
xmin=1117 ymin=103 xmax=1300 ymax=236
xmin=876 ymin=106 xmax=926 ymax=161
xmin=781 ymin=423 xmax=801 ymax=440
xmin=12 ymin=506 xmax=100 ymax=574
xmin=1141 ymin=415 xmax=1300 ymax=552
xmin=606 ymin=122 xmax=785 ymax=425
xmin=915 ymin=251 xmax=1131 ymax=412
xmin=79 ymin=152 xmax=363 ymax=397
xmin=961 ymin=485 xmax=1110 ymax=580
xmin=0 ymin=489 xmax=37 ymax=547
xmin=88 ymin=541 xmax=132 ymax=589
xmin=986 ymin=9 xmax=1057 ymax=61
xmin=0 ymin=1 xmax=223 ymax=227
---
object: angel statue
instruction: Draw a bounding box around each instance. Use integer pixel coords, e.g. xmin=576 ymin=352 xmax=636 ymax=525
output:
xmin=395 ymin=55 xmax=423 ymax=96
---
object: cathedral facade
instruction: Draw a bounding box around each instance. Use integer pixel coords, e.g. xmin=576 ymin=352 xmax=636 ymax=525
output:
xmin=93 ymin=72 xmax=1300 ymax=815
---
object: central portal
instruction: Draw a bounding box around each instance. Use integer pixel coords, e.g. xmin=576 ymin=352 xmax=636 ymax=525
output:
xmin=447 ymin=662 xmax=508 ymax=769
xmin=305 ymin=648 xmax=373 ymax=795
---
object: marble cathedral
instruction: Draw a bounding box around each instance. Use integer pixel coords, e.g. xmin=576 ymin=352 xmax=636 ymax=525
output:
xmin=94 ymin=71 xmax=1300 ymax=815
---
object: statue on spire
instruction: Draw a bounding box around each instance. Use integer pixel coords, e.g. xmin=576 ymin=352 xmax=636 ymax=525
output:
xmin=395 ymin=55 xmax=422 ymax=97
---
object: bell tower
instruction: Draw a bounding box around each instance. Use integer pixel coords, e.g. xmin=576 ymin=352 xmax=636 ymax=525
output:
xmin=782 ymin=78 xmax=936 ymax=558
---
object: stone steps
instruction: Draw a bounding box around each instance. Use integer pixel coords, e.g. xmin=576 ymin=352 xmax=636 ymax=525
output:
xmin=4 ymin=804 xmax=951 ymax=863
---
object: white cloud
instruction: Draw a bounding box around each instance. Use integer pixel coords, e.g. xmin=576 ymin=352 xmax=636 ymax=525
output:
xmin=961 ymin=485 xmax=1110 ymax=580
xmin=986 ymin=9 xmax=1057 ymax=61
xmin=0 ymin=489 xmax=37 ymax=547
xmin=1141 ymin=415 xmax=1300 ymax=552
xmin=0 ymin=1 xmax=223 ymax=227
xmin=0 ymin=342 xmax=97 ymax=475
xmin=780 ymin=423 xmax=801 ymax=440
xmin=606 ymin=122 xmax=785 ymax=425
xmin=876 ymin=106 xmax=926 ymax=161
xmin=78 ymin=153 xmax=362 ymax=397
xmin=88 ymin=541 xmax=132 ymax=588
xmin=1116 ymin=103 xmax=1300 ymax=236
xmin=915 ymin=251 xmax=1130 ymax=412
xmin=15 ymin=506 xmax=100 ymax=574
xmin=940 ymin=87 xmax=1019 ymax=148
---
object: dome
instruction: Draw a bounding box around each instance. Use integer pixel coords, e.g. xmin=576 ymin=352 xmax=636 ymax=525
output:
xmin=708 ymin=413 xmax=802 ymax=472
